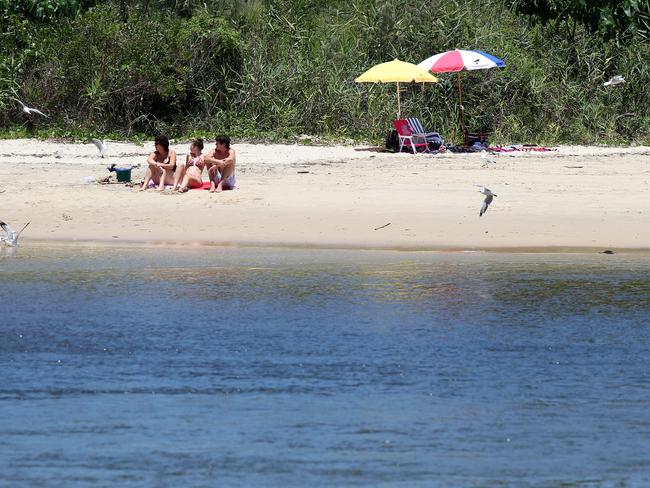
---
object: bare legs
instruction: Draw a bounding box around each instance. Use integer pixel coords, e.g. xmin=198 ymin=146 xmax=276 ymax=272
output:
xmin=208 ymin=161 xmax=234 ymax=193
xmin=140 ymin=164 xmax=178 ymax=191
xmin=158 ymin=167 xmax=176 ymax=191
xmin=140 ymin=163 xmax=160 ymax=190
xmin=177 ymin=166 xmax=203 ymax=193
xmin=207 ymin=165 xmax=219 ymax=192
xmin=172 ymin=165 xmax=185 ymax=190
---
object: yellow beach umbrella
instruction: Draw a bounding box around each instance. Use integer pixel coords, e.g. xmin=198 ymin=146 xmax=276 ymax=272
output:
xmin=355 ymin=59 xmax=439 ymax=118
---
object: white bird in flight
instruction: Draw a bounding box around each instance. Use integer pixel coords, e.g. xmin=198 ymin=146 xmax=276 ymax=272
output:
xmin=0 ymin=221 xmax=30 ymax=247
xmin=475 ymin=185 xmax=497 ymax=217
xmin=12 ymin=98 xmax=48 ymax=117
xmin=603 ymin=75 xmax=625 ymax=87
xmin=480 ymin=150 xmax=498 ymax=167
xmin=90 ymin=139 xmax=108 ymax=158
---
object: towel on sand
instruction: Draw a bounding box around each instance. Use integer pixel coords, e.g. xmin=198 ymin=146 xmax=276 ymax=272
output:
xmin=190 ymin=182 xmax=213 ymax=190
xmin=488 ymin=145 xmax=556 ymax=152
xmin=190 ymin=182 xmax=237 ymax=190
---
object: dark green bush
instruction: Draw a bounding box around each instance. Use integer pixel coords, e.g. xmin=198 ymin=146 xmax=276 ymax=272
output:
xmin=10 ymin=4 xmax=241 ymax=135
xmin=0 ymin=0 xmax=95 ymax=21
xmin=1 ymin=0 xmax=649 ymax=144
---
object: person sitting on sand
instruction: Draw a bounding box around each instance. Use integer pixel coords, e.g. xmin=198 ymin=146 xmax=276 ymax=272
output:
xmin=176 ymin=138 xmax=205 ymax=193
xmin=140 ymin=135 xmax=177 ymax=191
xmin=205 ymin=135 xmax=236 ymax=193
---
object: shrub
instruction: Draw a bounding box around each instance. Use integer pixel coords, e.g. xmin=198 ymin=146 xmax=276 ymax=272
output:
xmin=9 ymin=3 xmax=241 ymax=135
xmin=1 ymin=0 xmax=648 ymax=144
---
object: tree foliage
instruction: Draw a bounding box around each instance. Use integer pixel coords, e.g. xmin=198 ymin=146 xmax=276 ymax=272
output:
xmin=0 ymin=0 xmax=649 ymax=144
xmin=0 ymin=0 xmax=96 ymax=21
xmin=2 ymin=4 xmax=241 ymax=135
xmin=509 ymin=0 xmax=650 ymax=43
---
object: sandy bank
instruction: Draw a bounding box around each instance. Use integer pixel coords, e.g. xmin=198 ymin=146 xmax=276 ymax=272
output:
xmin=1 ymin=139 xmax=649 ymax=251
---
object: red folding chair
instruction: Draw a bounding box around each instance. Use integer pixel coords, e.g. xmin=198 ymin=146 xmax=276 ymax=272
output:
xmin=393 ymin=119 xmax=429 ymax=154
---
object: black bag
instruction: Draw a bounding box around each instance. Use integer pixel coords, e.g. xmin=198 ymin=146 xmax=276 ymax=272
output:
xmin=427 ymin=132 xmax=443 ymax=150
xmin=385 ymin=129 xmax=399 ymax=152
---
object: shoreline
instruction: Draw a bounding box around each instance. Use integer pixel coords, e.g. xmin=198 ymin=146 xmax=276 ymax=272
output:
xmin=1 ymin=139 xmax=649 ymax=251
xmin=18 ymin=238 xmax=650 ymax=255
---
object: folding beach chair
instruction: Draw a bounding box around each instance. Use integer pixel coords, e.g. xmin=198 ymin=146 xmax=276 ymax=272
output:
xmin=393 ymin=119 xmax=429 ymax=154
xmin=407 ymin=117 xmax=443 ymax=150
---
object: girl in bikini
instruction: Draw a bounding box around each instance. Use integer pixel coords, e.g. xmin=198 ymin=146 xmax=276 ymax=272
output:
xmin=140 ymin=135 xmax=177 ymax=191
xmin=176 ymin=138 xmax=205 ymax=193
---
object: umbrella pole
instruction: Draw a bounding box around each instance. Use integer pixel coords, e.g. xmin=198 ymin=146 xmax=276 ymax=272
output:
xmin=457 ymin=72 xmax=466 ymax=145
xmin=396 ymin=82 xmax=401 ymax=119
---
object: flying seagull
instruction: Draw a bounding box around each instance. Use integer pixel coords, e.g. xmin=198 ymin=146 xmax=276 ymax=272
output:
xmin=0 ymin=220 xmax=30 ymax=247
xmin=12 ymin=98 xmax=48 ymax=117
xmin=480 ymin=150 xmax=498 ymax=167
xmin=475 ymin=185 xmax=497 ymax=217
xmin=603 ymin=75 xmax=625 ymax=87
xmin=90 ymin=138 xmax=108 ymax=158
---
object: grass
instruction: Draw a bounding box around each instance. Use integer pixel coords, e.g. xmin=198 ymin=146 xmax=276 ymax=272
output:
xmin=0 ymin=0 xmax=648 ymax=146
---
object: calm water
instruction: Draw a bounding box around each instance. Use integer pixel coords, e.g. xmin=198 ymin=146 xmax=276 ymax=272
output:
xmin=1 ymin=245 xmax=650 ymax=487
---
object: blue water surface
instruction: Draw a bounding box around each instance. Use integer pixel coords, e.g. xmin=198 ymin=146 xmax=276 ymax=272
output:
xmin=1 ymin=245 xmax=650 ymax=487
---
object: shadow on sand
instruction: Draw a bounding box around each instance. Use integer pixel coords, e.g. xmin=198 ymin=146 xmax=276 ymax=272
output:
xmin=354 ymin=146 xmax=386 ymax=153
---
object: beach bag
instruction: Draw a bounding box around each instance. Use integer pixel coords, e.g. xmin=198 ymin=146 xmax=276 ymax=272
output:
xmin=428 ymin=132 xmax=443 ymax=150
xmin=385 ymin=129 xmax=399 ymax=152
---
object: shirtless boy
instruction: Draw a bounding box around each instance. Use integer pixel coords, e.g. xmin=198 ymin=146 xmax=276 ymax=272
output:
xmin=204 ymin=135 xmax=236 ymax=193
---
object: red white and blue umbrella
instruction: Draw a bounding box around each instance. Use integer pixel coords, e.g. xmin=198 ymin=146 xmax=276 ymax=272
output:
xmin=418 ymin=49 xmax=505 ymax=144
xmin=418 ymin=49 xmax=505 ymax=73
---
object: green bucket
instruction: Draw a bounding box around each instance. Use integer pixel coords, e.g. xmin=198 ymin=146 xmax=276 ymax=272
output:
xmin=114 ymin=168 xmax=132 ymax=182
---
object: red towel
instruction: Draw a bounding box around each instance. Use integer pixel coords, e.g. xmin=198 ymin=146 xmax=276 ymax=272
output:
xmin=189 ymin=181 xmax=237 ymax=190
xmin=190 ymin=182 xmax=213 ymax=190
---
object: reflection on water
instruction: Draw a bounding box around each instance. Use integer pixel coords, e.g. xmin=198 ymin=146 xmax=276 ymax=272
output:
xmin=2 ymin=245 xmax=650 ymax=486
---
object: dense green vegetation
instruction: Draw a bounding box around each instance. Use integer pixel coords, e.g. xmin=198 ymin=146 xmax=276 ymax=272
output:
xmin=1 ymin=0 xmax=648 ymax=144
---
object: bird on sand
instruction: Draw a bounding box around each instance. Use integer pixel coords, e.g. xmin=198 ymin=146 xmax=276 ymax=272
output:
xmin=475 ymin=185 xmax=497 ymax=217
xmin=90 ymin=138 xmax=108 ymax=158
xmin=0 ymin=221 xmax=30 ymax=247
xmin=480 ymin=150 xmax=498 ymax=167
xmin=12 ymin=98 xmax=48 ymax=117
xmin=603 ymin=75 xmax=625 ymax=87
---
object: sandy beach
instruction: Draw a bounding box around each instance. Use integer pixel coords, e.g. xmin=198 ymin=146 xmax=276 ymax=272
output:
xmin=0 ymin=138 xmax=649 ymax=250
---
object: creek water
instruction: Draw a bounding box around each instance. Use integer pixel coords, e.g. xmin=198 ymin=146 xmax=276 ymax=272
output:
xmin=1 ymin=245 xmax=649 ymax=487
